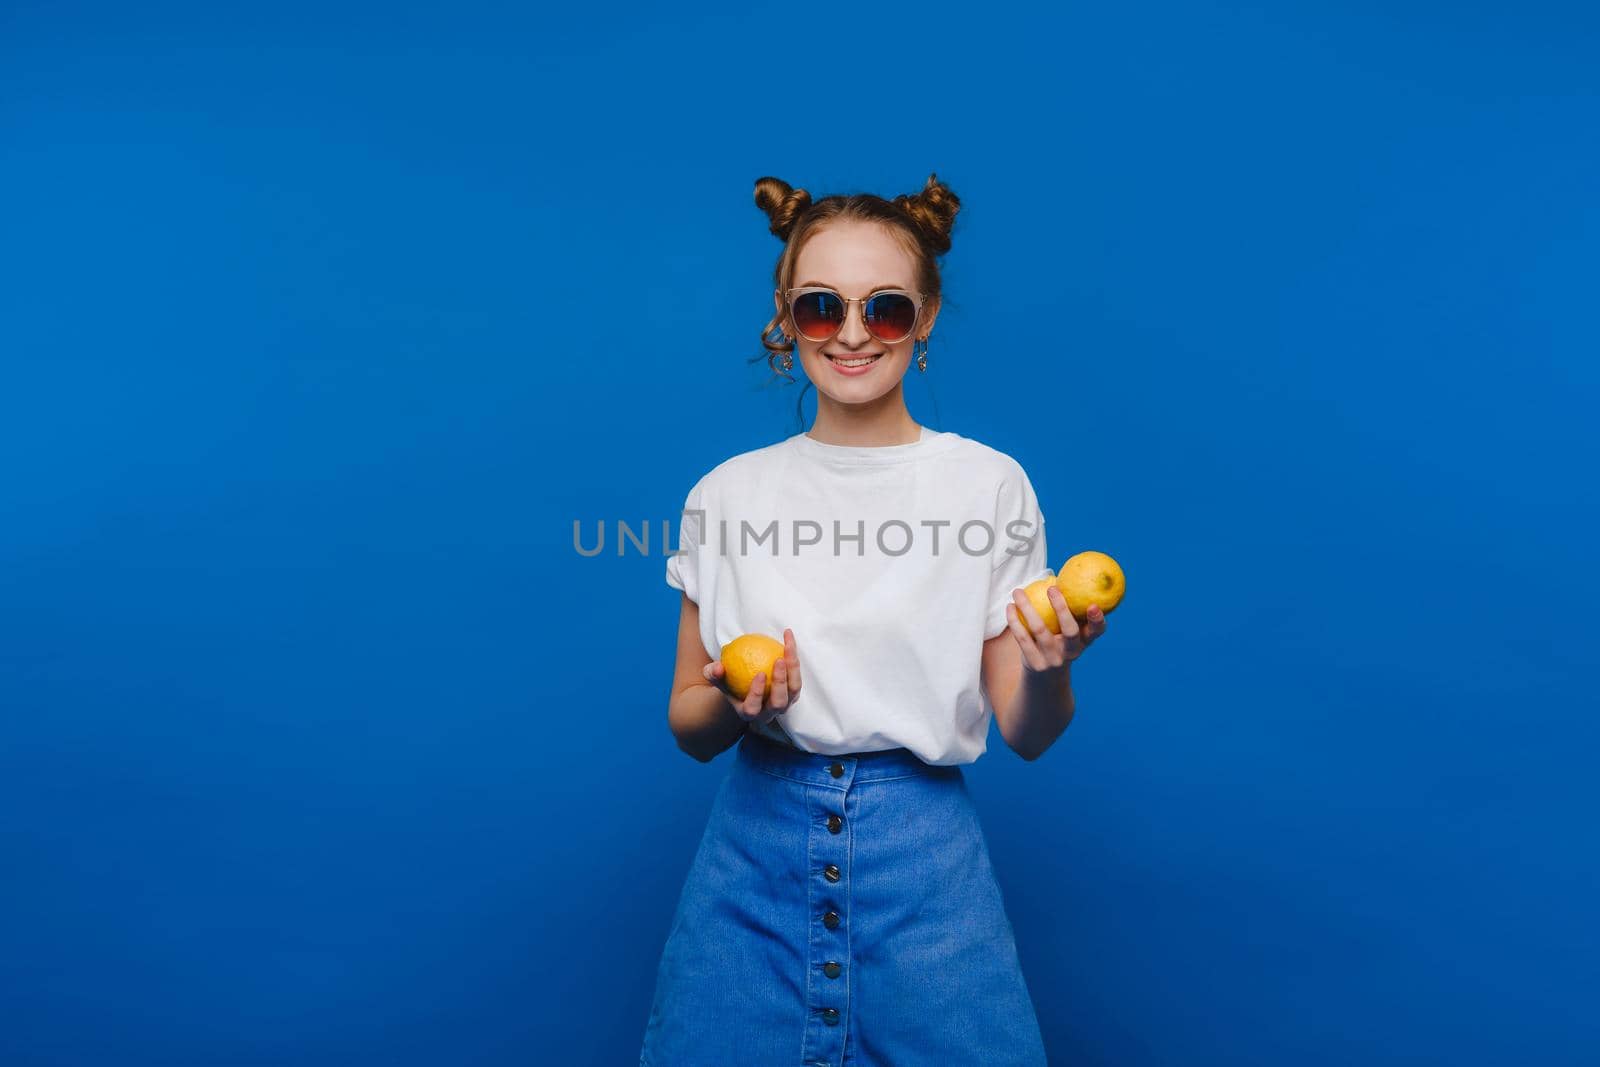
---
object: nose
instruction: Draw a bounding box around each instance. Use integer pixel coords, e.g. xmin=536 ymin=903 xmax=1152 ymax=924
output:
xmin=836 ymin=299 xmax=872 ymax=348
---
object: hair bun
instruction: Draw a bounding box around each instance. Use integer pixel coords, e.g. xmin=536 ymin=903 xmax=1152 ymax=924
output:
xmin=754 ymin=176 xmax=814 ymax=241
xmin=892 ymin=172 xmax=961 ymax=256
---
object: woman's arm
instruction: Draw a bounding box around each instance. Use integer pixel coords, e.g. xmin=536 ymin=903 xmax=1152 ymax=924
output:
xmin=668 ymin=592 xmax=749 ymax=762
xmin=982 ymin=587 xmax=1108 ymax=760
xmin=981 ymin=629 xmax=1075 ymax=761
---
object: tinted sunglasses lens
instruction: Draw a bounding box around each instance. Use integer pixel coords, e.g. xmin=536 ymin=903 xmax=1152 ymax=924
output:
xmin=864 ymin=293 xmax=917 ymax=342
xmin=791 ymin=291 xmax=843 ymax=340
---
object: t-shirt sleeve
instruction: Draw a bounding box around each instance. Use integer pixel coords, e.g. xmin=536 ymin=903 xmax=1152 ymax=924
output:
xmin=984 ymin=461 xmax=1051 ymax=640
xmin=665 ymin=476 xmax=706 ymax=604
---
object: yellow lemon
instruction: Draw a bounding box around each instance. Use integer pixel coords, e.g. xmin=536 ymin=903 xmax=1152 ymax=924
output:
xmin=1020 ymin=576 xmax=1065 ymax=634
xmin=1054 ymin=551 xmax=1126 ymax=621
xmin=720 ymin=633 xmax=786 ymax=701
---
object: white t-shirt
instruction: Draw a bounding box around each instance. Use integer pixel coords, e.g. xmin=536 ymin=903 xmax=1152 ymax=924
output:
xmin=665 ymin=426 xmax=1051 ymax=765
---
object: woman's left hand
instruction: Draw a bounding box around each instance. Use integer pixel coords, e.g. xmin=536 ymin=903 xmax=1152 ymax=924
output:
xmin=1005 ymin=585 xmax=1108 ymax=675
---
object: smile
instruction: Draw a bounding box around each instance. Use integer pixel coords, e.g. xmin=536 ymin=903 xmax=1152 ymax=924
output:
xmin=825 ymin=354 xmax=882 ymax=371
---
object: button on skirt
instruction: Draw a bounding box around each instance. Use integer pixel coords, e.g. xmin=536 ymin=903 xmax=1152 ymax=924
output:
xmin=639 ymin=729 xmax=1048 ymax=1067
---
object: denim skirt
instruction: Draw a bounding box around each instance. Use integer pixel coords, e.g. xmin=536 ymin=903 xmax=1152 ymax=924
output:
xmin=638 ymin=728 xmax=1048 ymax=1067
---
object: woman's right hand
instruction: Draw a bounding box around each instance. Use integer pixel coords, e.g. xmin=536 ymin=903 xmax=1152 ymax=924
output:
xmin=702 ymin=628 xmax=802 ymax=727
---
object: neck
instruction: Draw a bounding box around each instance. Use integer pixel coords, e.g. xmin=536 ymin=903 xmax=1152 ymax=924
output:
xmin=807 ymin=384 xmax=921 ymax=446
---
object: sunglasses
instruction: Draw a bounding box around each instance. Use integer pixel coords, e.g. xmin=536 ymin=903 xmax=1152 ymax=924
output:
xmin=782 ymin=286 xmax=925 ymax=345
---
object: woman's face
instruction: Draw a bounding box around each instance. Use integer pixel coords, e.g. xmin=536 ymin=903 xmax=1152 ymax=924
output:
xmin=775 ymin=219 xmax=939 ymax=406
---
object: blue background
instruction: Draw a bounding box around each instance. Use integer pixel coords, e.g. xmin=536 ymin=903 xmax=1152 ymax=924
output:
xmin=3 ymin=1 xmax=1595 ymax=1063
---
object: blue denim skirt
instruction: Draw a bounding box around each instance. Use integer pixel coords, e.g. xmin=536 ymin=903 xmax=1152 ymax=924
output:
xmin=639 ymin=729 xmax=1048 ymax=1066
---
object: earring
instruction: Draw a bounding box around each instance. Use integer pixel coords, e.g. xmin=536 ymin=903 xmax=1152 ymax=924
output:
xmin=914 ymin=336 xmax=929 ymax=372
xmin=771 ymin=327 xmax=795 ymax=374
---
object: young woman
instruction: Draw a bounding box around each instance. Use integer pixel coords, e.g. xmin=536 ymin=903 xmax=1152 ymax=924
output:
xmin=639 ymin=173 xmax=1109 ymax=1066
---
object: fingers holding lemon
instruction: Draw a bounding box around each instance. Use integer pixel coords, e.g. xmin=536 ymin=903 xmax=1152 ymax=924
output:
xmin=716 ymin=631 xmax=801 ymax=723
xmin=1019 ymin=576 xmax=1067 ymax=635
xmin=1011 ymin=551 xmax=1125 ymax=659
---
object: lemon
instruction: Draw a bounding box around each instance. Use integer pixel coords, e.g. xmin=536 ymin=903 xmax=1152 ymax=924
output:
xmin=1054 ymin=551 xmax=1126 ymax=622
xmin=1020 ymin=576 xmax=1065 ymax=634
xmin=720 ymin=633 xmax=786 ymax=701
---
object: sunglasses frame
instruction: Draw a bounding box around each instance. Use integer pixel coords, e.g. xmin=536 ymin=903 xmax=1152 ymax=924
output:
xmin=779 ymin=286 xmax=927 ymax=345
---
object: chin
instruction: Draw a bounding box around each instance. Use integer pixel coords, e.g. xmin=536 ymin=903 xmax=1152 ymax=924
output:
xmin=815 ymin=382 xmax=899 ymax=406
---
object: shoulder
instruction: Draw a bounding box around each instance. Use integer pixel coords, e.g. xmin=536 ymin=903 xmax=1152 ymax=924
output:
xmin=934 ymin=432 xmax=1035 ymax=491
xmin=678 ymin=435 xmax=797 ymax=502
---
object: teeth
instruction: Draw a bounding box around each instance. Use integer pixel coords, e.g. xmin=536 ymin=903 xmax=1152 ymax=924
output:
xmin=832 ymin=355 xmax=879 ymax=367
